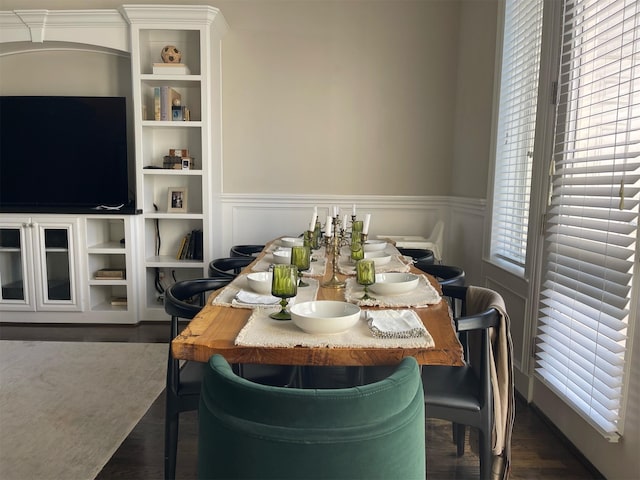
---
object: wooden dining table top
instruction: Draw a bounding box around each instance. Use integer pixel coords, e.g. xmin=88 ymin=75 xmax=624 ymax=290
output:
xmin=171 ymin=242 xmax=464 ymax=367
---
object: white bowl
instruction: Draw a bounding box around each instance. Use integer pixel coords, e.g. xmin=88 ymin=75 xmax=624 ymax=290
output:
xmin=246 ymin=272 xmax=272 ymax=294
xmin=369 ymin=273 xmax=420 ymax=295
xmin=290 ymin=301 xmax=361 ymax=334
xmin=272 ymin=249 xmax=292 ymax=264
xmin=279 ymin=237 xmax=304 ymax=248
xmin=364 ymin=251 xmax=392 ymax=265
xmin=363 ymin=240 xmax=387 ymax=252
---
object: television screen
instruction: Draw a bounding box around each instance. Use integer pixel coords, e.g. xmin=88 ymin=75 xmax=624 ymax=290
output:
xmin=0 ymin=96 xmax=137 ymax=214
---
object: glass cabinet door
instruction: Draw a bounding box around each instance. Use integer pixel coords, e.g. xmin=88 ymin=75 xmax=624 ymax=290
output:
xmin=33 ymin=223 xmax=78 ymax=309
xmin=0 ymin=224 xmax=31 ymax=305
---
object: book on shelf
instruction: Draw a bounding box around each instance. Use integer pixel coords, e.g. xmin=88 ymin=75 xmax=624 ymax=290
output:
xmin=176 ymin=229 xmax=203 ymax=260
xmin=153 ymin=63 xmax=191 ymax=75
xmin=110 ymin=297 xmax=128 ymax=306
xmin=95 ymin=268 xmax=125 ymax=280
xmin=154 ymin=86 xmax=182 ymax=121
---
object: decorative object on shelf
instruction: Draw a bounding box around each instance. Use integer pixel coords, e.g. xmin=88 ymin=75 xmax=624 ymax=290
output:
xmin=167 ymin=187 xmax=187 ymax=213
xmin=176 ymin=229 xmax=203 ymax=260
xmin=163 ymin=148 xmax=194 ymax=169
xmin=153 ymin=86 xmax=182 ymax=121
xmin=110 ymin=297 xmax=128 ymax=306
xmin=152 ymin=62 xmax=190 ymax=75
xmin=161 ymin=45 xmax=182 ymax=63
xmin=95 ymin=268 xmax=125 ymax=280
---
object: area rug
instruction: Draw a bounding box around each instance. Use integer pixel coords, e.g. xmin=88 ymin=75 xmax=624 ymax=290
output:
xmin=0 ymin=340 xmax=167 ymax=480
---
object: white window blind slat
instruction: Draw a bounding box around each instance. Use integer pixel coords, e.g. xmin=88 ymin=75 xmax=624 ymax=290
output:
xmin=490 ymin=0 xmax=544 ymax=269
xmin=536 ymin=0 xmax=638 ymax=439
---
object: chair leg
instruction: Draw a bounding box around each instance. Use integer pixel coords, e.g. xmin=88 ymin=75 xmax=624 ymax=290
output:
xmin=478 ymin=426 xmax=492 ymax=480
xmin=164 ymin=408 xmax=179 ymax=480
xmin=454 ymin=423 xmax=466 ymax=456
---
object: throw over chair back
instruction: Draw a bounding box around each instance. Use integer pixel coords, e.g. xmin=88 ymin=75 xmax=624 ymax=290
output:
xmin=422 ymin=285 xmax=514 ymax=480
xmin=198 ymin=354 xmax=426 ymax=480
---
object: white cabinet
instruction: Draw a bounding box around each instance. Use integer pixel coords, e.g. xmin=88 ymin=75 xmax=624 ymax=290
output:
xmin=0 ymin=217 xmax=80 ymax=312
xmin=122 ymin=5 xmax=227 ymax=320
xmin=85 ymin=216 xmax=137 ymax=323
xmin=0 ymin=215 xmax=138 ymax=323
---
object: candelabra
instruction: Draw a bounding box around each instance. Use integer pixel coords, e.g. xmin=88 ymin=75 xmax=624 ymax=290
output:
xmin=321 ymin=216 xmax=349 ymax=288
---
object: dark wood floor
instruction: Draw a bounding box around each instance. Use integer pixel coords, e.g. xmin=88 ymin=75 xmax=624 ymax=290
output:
xmin=0 ymin=324 xmax=603 ymax=480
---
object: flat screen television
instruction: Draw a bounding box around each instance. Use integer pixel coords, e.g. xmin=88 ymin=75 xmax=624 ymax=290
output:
xmin=0 ymin=96 xmax=137 ymax=214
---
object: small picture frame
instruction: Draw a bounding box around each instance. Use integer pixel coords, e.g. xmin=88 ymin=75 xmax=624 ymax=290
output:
xmin=168 ymin=187 xmax=187 ymax=213
xmin=181 ymin=157 xmax=190 ymax=170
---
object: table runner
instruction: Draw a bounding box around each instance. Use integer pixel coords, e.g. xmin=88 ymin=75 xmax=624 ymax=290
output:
xmin=212 ymin=275 xmax=320 ymax=308
xmin=251 ymin=254 xmax=328 ymax=276
xmin=344 ymin=275 xmax=441 ymax=307
xmin=337 ymin=254 xmax=412 ymax=275
xmin=234 ymin=309 xmax=435 ymax=349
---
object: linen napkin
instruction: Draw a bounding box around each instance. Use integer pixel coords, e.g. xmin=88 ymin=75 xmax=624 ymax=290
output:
xmin=365 ymin=309 xmax=430 ymax=340
xmin=233 ymin=290 xmax=280 ymax=307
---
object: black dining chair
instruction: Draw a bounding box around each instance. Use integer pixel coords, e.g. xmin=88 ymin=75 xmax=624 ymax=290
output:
xmin=164 ymin=277 xmax=296 ymax=480
xmin=422 ymin=284 xmax=503 ymax=480
xmin=230 ymin=244 xmax=264 ymax=257
xmin=208 ymin=256 xmax=254 ymax=279
xmin=414 ymin=262 xmax=465 ymax=287
xmin=397 ymin=247 xmax=435 ymax=264
xmin=163 ymin=277 xmax=231 ymax=480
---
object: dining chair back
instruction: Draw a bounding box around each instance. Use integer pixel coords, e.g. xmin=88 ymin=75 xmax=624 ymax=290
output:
xmin=208 ymin=256 xmax=253 ymax=279
xmin=421 ymin=284 xmax=502 ymax=480
xmin=424 ymin=219 xmax=444 ymax=262
xmin=230 ymin=244 xmax=264 ymax=257
xmin=164 ymin=278 xmax=295 ymax=480
xmin=397 ymin=247 xmax=435 ymax=264
xmin=414 ymin=263 xmax=465 ymax=287
xmin=198 ymin=354 xmax=426 ymax=480
xmin=163 ymin=277 xmax=232 ymax=480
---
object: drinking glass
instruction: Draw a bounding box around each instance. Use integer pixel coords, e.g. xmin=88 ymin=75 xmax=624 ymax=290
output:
xmin=303 ymin=230 xmax=317 ymax=262
xmin=269 ymin=264 xmax=298 ymax=320
xmin=350 ymin=232 xmax=364 ymax=262
xmin=352 ymin=220 xmax=363 ymax=240
xmin=356 ymin=259 xmax=376 ymax=300
xmin=313 ymin=220 xmax=322 ymax=250
xmin=291 ymin=245 xmax=311 ymax=287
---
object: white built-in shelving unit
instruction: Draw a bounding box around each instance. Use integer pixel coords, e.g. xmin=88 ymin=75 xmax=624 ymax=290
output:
xmin=0 ymin=5 xmax=227 ymax=323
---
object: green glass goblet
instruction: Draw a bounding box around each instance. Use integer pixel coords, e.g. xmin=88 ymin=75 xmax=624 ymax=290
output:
xmin=313 ymin=221 xmax=322 ymax=250
xmin=350 ymin=232 xmax=364 ymax=263
xmin=356 ymin=259 xmax=376 ymax=301
xmin=291 ymin=245 xmax=311 ymax=287
xmin=269 ymin=264 xmax=298 ymax=320
xmin=303 ymin=230 xmax=317 ymax=262
xmin=352 ymin=220 xmax=363 ymax=241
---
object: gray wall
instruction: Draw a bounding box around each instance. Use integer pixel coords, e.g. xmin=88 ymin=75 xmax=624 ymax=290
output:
xmin=0 ymin=0 xmax=498 ymax=200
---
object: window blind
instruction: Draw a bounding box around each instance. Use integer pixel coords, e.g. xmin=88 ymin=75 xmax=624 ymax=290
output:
xmin=536 ymin=0 xmax=639 ymax=439
xmin=491 ymin=0 xmax=544 ymax=269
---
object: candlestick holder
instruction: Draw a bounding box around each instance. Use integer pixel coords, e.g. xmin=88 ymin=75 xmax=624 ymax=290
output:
xmin=321 ymin=216 xmax=349 ymax=289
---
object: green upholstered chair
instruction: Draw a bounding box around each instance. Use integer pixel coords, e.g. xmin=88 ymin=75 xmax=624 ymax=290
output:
xmin=198 ymin=354 xmax=426 ymax=480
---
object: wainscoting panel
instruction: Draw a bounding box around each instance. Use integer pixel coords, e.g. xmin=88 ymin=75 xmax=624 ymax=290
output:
xmin=217 ymin=194 xmax=488 ymax=281
xmin=218 ymin=194 xmax=459 ymax=258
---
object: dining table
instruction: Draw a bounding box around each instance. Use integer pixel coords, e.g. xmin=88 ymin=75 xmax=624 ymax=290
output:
xmin=171 ymin=238 xmax=464 ymax=368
